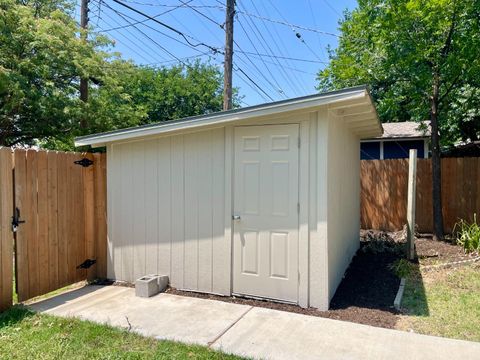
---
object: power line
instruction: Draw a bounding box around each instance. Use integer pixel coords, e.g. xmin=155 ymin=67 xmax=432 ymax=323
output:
xmin=236 ymin=16 xmax=286 ymax=98
xmin=322 ymin=0 xmax=342 ymax=17
xmin=101 ymin=0 xmax=193 ymax=32
xmin=234 ymin=65 xmax=275 ymax=102
xmin=266 ymin=0 xmax=326 ymax=62
xmin=100 ymin=1 xmax=189 ymax=65
xmin=111 ymin=0 xmax=221 ymax=54
xmin=94 ymin=3 xmax=170 ymax=63
xmin=243 ymin=0 xmax=306 ymax=95
xmin=236 ymin=51 xmax=327 ymax=64
xmin=212 ymin=0 xmax=338 ymax=38
xmin=97 ymin=0 xmax=211 ymax=57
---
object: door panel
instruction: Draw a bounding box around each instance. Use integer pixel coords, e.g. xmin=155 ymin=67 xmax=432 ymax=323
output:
xmin=233 ymin=124 xmax=299 ymax=303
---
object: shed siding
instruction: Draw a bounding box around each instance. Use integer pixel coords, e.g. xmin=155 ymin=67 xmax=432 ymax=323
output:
xmin=327 ymin=114 xmax=361 ymax=301
xmin=107 ymin=128 xmax=228 ymax=294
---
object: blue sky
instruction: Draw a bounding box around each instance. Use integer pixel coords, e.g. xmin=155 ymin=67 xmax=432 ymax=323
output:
xmin=77 ymin=0 xmax=358 ymax=106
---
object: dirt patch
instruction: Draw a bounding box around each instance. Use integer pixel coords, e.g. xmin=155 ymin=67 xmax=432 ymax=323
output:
xmin=415 ymin=237 xmax=473 ymax=265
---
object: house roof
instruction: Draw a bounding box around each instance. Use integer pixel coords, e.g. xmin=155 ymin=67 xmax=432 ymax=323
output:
xmin=366 ymin=121 xmax=430 ymax=140
xmin=75 ymin=85 xmax=382 ymax=147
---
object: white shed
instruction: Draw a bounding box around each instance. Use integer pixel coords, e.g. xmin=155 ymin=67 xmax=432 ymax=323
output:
xmin=76 ymin=86 xmax=382 ymax=310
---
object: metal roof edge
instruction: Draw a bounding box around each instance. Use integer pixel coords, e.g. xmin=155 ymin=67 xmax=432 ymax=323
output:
xmin=75 ymin=85 xmax=370 ymax=146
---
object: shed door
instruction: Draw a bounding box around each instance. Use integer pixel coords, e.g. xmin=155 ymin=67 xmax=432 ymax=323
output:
xmin=233 ymin=124 xmax=299 ymax=303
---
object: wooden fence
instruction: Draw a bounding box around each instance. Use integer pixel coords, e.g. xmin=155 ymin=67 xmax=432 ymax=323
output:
xmin=361 ymin=157 xmax=480 ymax=233
xmin=0 ymin=148 xmax=106 ymax=312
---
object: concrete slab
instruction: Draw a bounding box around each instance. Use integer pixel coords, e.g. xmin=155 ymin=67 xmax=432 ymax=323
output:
xmin=30 ymin=285 xmax=252 ymax=346
xmin=212 ymin=307 xmax=480 ymax=360
xmin=30 ymin=286 xmax=480 ymax=360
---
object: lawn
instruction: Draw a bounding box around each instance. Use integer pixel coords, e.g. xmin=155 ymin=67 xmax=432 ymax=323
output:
xmin=0 ymin=306 xmax=243 ymax=360
xmin=397 ymin=262 xmax=480 ymax=342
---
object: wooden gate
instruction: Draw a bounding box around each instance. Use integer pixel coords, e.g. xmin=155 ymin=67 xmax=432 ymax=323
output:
xmin=0 ymin=149 xmax=107 ymax=304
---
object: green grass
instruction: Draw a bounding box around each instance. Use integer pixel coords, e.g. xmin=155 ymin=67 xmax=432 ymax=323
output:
xmin=0 ymin=306 xmax=243 ymax=360
xmin=398 ymin=263 xmax=480 ymax=341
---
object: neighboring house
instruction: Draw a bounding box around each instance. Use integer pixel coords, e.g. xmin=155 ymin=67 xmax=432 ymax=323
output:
xmin=442 ymin=140 xmax=480 ymax=157
xmin=361 ymin=121 xmax=430 ymax=160
xmin=75 ymin=86 xmax=382 ymax=311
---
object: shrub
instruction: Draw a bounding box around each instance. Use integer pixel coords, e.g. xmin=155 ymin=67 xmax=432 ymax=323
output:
xmin=453 ymin=214 xmax=480 ymax=254
xmin=389 ymin=258 xmax=415 ymax=278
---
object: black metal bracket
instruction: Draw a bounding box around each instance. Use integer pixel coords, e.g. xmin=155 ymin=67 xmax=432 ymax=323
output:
xmin=74 ymin=158 xmax=94 ymax=167
xmin=77 ymin=259 xmax=97 ymax=270
xmin=12 ymin=207 xmax=25 ymax=232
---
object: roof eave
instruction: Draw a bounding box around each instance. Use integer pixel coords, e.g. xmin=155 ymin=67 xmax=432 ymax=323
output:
xmin=75 ymin=87 xmax=374 ymax=147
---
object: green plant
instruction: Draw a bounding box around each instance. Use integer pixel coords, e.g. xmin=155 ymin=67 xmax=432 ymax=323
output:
xmin=389 ymin=259 xmax=415 ymax=278
xmin=453 ymin=214 xmax=480 ymax=254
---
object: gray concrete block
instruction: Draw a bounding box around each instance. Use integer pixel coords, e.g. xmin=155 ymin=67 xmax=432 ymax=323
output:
xmin=135 ymin=275 xmax=169 ymax=298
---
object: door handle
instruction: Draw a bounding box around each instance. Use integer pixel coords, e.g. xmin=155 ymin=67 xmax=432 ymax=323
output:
xmin=232 ymin=215 xmax=241 ymax=221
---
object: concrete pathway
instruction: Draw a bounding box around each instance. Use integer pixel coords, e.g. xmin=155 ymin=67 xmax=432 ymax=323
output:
xmin=30 ymin=285 xmax=480 ymax=360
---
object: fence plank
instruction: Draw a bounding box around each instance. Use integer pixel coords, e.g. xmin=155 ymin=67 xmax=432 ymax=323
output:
xmin=47 ymin=151 xmax=59 ymax=292
xmin=361 ymin=157 xmax=480 ymax=233
xmin=56 ymin=151 xmax=68 ymax=288
xmin=0 ymin=148 xmax=13 ymax=312
xmin=37 ymin=150 xmax=49 ymax=295
xmin=83 ymin=153 xmax=95 ymax=280
xmin=94 ymin=153 xmax=107 ymax=279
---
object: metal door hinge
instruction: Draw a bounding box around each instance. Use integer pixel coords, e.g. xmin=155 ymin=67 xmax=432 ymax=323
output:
xmin=11 ymin=207 xmax=25 ymax=232
xmin=297 ymin=202 xmax=300 ymax=214
xmin=298 ymin=137 xmax=301 ymax=148
xmin=74 ymin=158 xmax=94 ymax=167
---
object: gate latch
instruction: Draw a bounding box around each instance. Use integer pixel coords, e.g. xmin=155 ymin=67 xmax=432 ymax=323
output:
xmin=12 ymin=207 xmax=25 ymax=232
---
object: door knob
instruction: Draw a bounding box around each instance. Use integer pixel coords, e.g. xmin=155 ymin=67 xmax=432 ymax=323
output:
xmin=232 ymin=215 xmax=241 ymax=220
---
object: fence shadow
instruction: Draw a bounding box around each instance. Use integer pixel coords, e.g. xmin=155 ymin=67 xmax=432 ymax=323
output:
xmin=0 ymin=305 xmax=35 ymax=329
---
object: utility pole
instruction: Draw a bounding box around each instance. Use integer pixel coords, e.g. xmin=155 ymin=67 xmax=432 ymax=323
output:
xmin=223 ymin=0 xmax=235 ymax=110
xmin=80 ymin=0 xmax=89 ymax=129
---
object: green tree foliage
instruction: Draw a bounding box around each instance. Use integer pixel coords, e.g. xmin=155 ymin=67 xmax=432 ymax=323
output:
xmin=1 ymin=0 xmax=233 ymax=150
xmin=318 ymin=0 xmax=480 ymax=239
xmin=318 ymin=0 xmax=480 ymax=145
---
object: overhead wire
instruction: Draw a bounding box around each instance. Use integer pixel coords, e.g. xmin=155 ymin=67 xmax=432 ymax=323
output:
xmin=101 ymin=0 xmax=194 ymax=32
xmin=111 ymin=0 xmax=221 ymax=54
xmin=93 ymin=1 xmax=171 ymax=62
xmin=236 ymin=16 xmax=286 ymax=98
xmin=245 ymin=0 xmax=307 ymax=95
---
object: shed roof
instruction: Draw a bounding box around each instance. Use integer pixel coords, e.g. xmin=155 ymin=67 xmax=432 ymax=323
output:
xmin=367 ymin=121 xmax=430 ymax=140
xmin=75 ymin=85 xmax=382 ymax=147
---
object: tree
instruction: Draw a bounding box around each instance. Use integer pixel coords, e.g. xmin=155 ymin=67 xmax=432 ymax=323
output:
xmin=318 ymin=0 xmax=480 ymax=240
xmin=1 ymin=0 xmax=238 ymax=150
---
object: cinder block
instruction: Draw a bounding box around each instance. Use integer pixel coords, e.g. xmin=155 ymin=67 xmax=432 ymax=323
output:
xmin=135 ymin=275 xmax=169 ymax=298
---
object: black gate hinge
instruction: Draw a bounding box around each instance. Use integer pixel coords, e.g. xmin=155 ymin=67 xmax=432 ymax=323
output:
xmin=12 ymin=207 xmax=25 ymax=232
xmin=74 ymin=158 xmax=94 ymax=167
xmin=77 ymin=259 xmax=97 ymax=269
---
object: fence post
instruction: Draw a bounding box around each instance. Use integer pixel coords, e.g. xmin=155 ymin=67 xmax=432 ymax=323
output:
xmin=407 ymin=149 xmax=417 ymax=260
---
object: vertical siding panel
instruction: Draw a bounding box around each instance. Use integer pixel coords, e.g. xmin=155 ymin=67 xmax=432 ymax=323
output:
xmin=132 ymin=142 xmax=146 ymax=280
xmin=157 ymin=137 xmax=172 ymax=276
xmin=119 ymin=144 xmax=134 ymax=281
xmin=184 ymin=133 xmax=199 ymax=290
xmin=198 ymin=131 xmax=213 ymax=292
xmin=144 ymin=139 xmax=159 ymax=275
xmin=108 ymin=146 xmax=120 ymax=280
xmin=212 ymin=128 xmax=228 ymax=295
xmin=170 ymin=135 xmax=185 ymax=288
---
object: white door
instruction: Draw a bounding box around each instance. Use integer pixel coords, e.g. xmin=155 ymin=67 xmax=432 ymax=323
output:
xmin=233 ymin=124 xmax=299 ymax=303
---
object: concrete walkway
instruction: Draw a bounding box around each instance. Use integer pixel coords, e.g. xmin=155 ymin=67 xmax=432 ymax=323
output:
xmin=30 ymin=285 xmax=480 ymax=360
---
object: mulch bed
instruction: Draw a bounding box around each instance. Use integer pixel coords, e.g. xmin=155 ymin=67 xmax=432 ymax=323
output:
xmin=114 ymin=231 xmax=469 ymax=330
xmin=167 ymin=236 xmax=404 ymax=329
